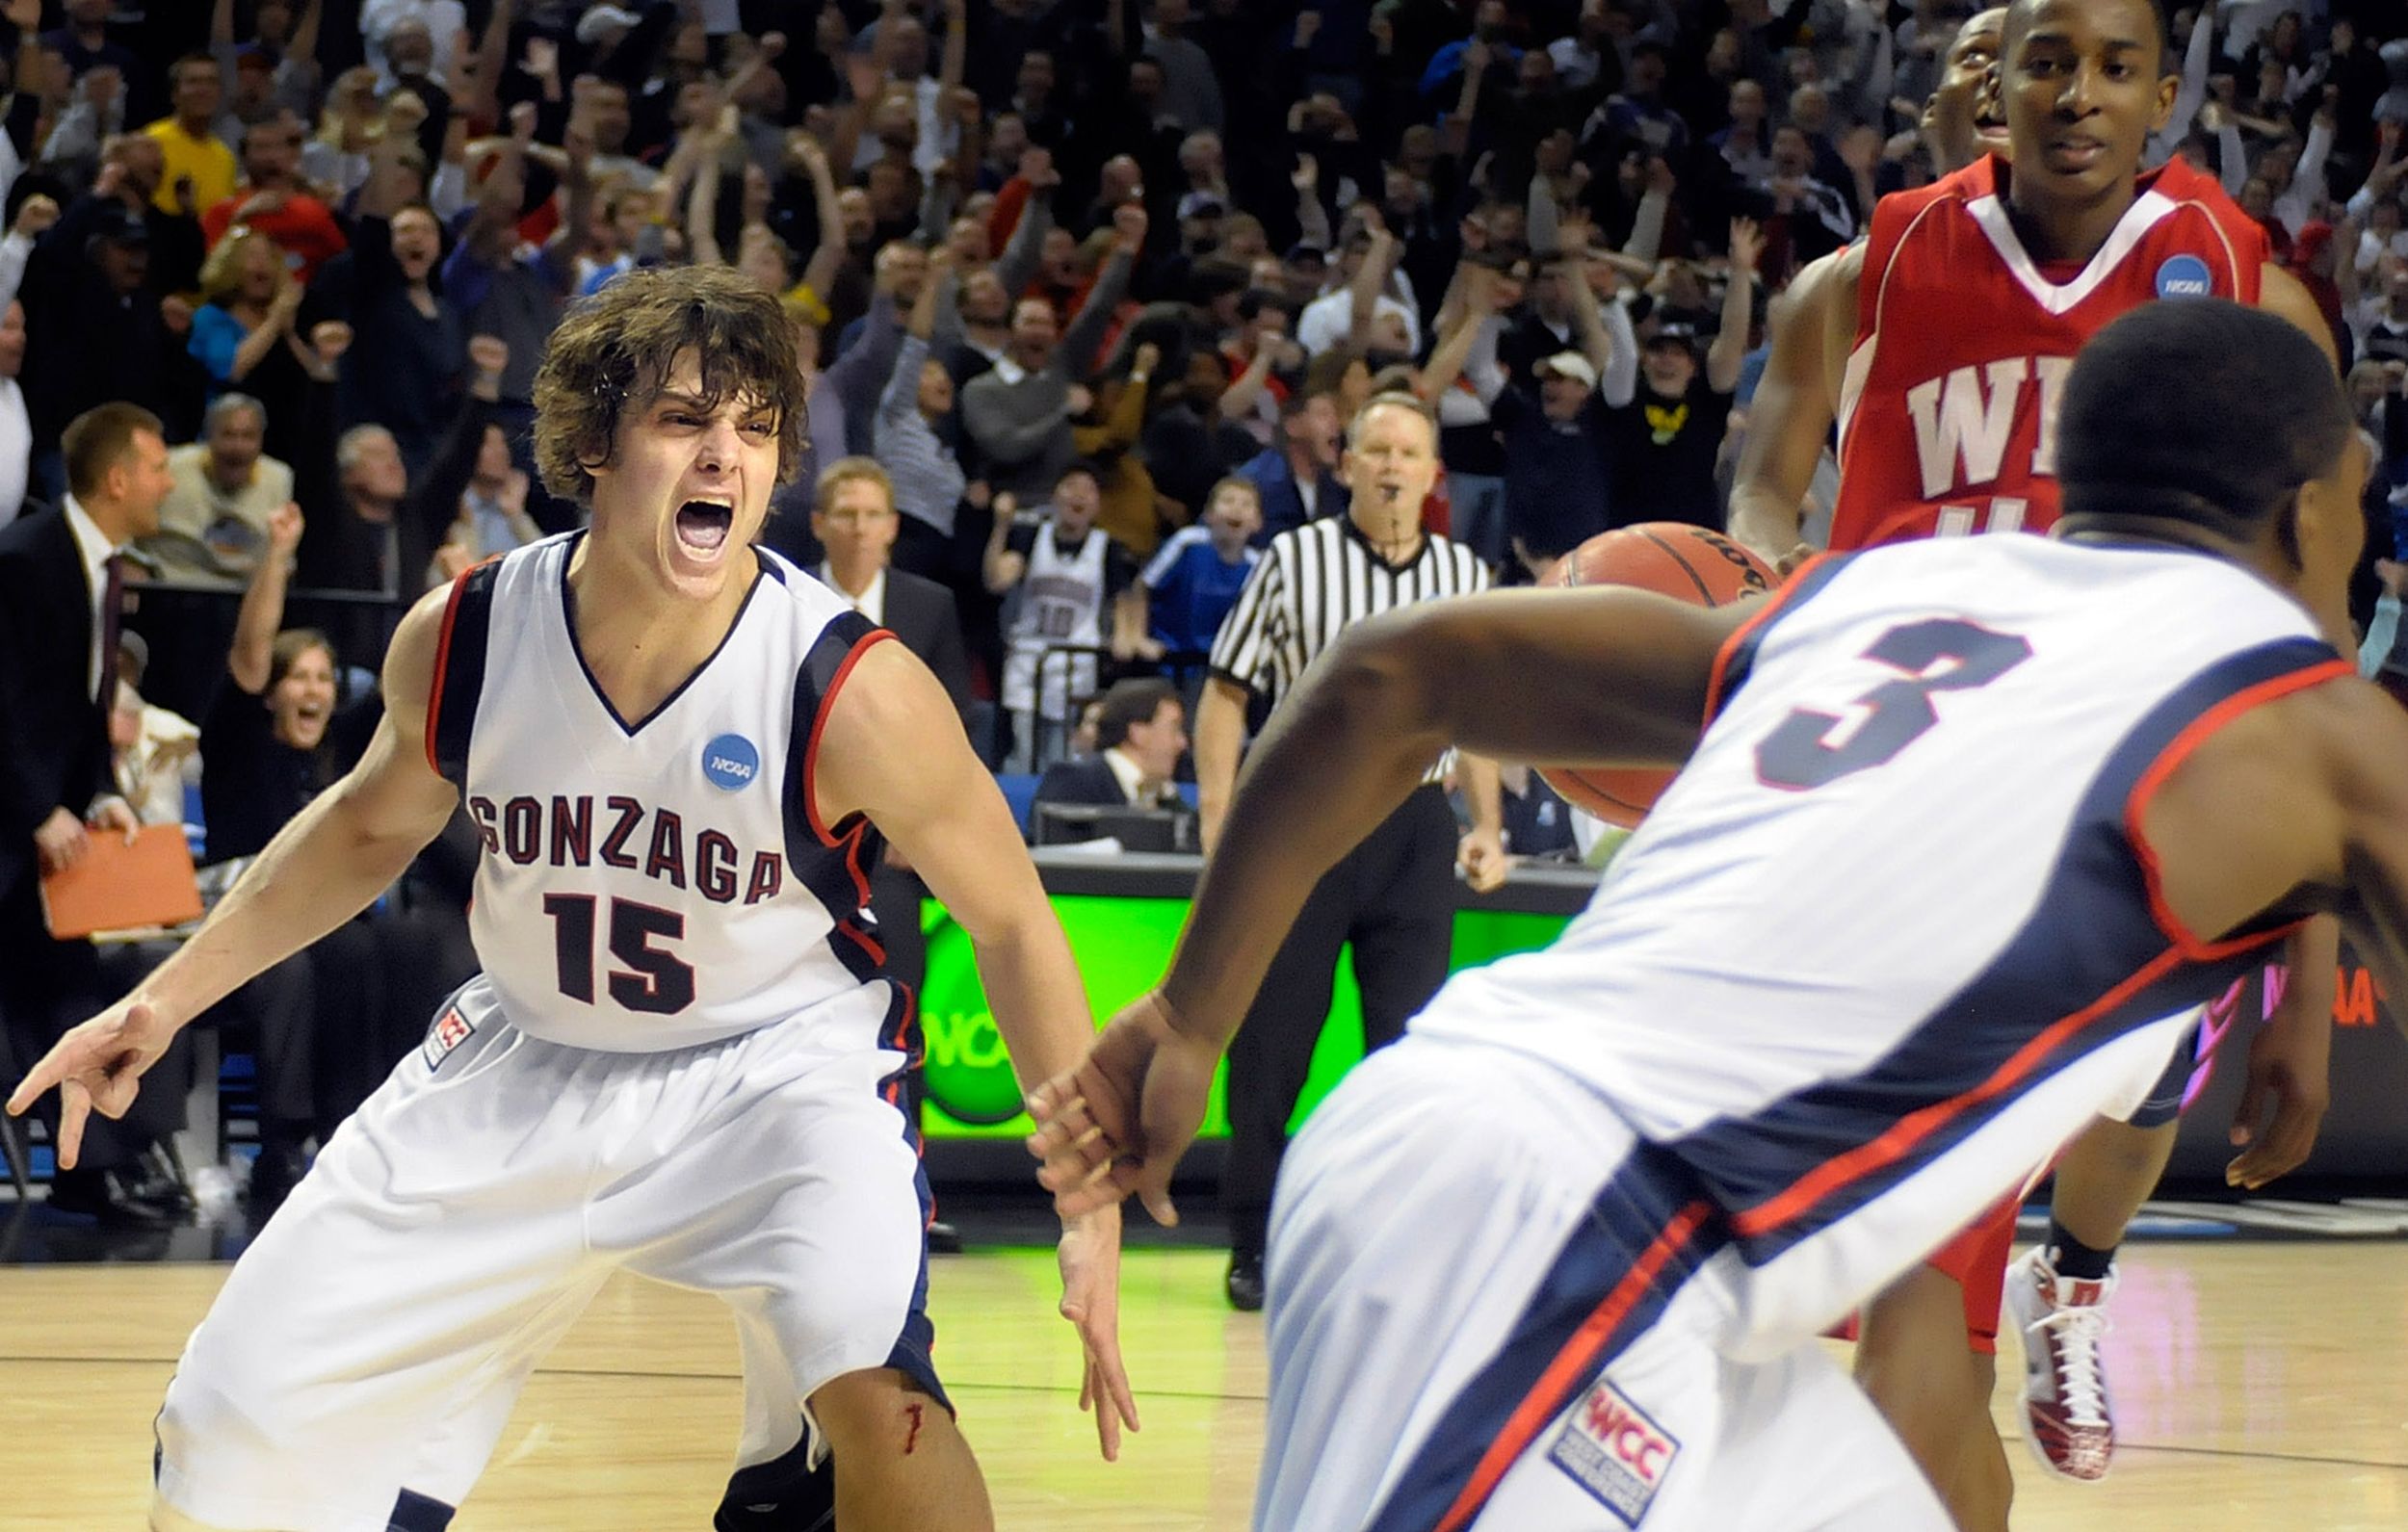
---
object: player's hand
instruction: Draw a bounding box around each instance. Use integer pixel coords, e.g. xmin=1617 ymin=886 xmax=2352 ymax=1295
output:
xmin=1056 ymin=1203 xmax=1140 ymax=1461
xmin=7 ymin=995 xmax=180 ymax=1169
xmin=2227 ymin=966 xmax=2334 ymax=1190
xmin=1772 ymin=541 xmax=1818 ymax=578
xmin=1027 ymin=990 xmax=1219 ymax=1227
xmin=1456 ymin=824 xmax=1509 ymax=893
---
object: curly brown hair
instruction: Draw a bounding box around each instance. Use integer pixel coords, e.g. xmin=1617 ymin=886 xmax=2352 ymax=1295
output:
xmin=531 ymin=265 xmax=808 ymax=506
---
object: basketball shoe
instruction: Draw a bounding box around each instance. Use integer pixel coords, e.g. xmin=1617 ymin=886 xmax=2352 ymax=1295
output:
xmin=2004 ymin=1245 xmax=2116 ymax=1481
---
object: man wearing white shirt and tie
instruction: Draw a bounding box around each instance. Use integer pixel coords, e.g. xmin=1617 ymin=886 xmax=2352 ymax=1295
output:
xmin=808 ymin=456 xmax=973 ymax=722
xmin=1029 ymin=678 xmax=1191 ymax=834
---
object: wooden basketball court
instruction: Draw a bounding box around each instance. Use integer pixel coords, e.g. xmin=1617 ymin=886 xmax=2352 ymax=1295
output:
xmin=5 ymin=1239 xmax=2403 ymax=1529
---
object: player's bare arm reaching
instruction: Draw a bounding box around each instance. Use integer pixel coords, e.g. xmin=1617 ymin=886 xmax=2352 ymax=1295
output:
xmin=813 ymin=636 xmax=1140 ymax=1457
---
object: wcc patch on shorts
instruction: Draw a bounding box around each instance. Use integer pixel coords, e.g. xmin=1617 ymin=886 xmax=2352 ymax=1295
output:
xmin=421 ymin=1005 xmax=477 ymax=1071
xmin=1548 ymin=1377 xmax=1681 ymax=1525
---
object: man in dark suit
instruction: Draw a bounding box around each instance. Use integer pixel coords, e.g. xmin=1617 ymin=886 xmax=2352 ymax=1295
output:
xmin=1030 ymin=677 xmax=1191 ymax=840
xmin=0 ymin=402 xmax=185 ymax=1223
xmin=807 ymin=456 xmax=973 ymax=719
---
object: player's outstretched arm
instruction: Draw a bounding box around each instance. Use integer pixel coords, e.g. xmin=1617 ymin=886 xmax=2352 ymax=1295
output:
xmin=1029 ymin=587 xmax=1741 ymax=1222
xmin=811 ymin=637 xmax=1139 ymax=1461
xmin=1727 ymin=246 xmax=1857 ymax=570
xmin=6 ymin=584 xmax=463 ymax=1165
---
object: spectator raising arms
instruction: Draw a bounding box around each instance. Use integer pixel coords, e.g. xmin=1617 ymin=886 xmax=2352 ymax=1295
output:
xmin=962 ymin=202 xmax=1143 ymax=505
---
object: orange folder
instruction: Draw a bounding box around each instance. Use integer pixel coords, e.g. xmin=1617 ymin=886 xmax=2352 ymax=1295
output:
xmin=39 ymin=823 xmax=205 ymax=940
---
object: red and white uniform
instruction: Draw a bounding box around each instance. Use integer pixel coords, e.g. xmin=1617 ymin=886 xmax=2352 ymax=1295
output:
xmin=1831 ymin=155 xmax=2268 ymax=553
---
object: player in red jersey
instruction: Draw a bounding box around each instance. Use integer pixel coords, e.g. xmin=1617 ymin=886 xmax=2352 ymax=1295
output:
xmin=1730 ymin=0 xmax=2342 ymax=1525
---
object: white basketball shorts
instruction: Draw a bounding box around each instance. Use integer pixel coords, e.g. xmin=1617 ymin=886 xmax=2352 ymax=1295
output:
xmin=154 ymin=974 xmax=937 ymax=1532
xmin=1256 ymin=1035 xmax=1952 ymax=1532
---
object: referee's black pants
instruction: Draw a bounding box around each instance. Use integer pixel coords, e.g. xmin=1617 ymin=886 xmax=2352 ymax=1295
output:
xmin=1220 ymin=784 xmax=1458 ymax=1257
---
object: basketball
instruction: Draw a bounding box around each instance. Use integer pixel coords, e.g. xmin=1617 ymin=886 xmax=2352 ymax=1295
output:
xmin=1536 ymin=524 xmax=1775 ymax=827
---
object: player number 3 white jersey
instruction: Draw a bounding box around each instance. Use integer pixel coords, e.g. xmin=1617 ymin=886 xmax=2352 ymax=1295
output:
xmin=1417 ymin=535 xmax=2346 ymax=1303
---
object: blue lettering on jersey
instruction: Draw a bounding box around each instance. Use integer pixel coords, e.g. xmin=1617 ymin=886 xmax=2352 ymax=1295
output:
xmin=2155 ymin=254 xmax=2212 ymax=300
xmin=703 ymin=733 xmax=760 ymax=791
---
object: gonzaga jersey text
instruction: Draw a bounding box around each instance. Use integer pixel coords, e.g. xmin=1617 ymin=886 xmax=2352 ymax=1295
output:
xmin=1831 ymin=157 xmax=2266 ymax=550
xmin=426 ymin=535 xmax=892 ymax=1052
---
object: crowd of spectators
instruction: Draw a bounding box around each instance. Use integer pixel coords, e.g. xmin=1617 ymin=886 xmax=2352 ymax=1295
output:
xmin=3 ymin=0 xmax=2408 ymax=1221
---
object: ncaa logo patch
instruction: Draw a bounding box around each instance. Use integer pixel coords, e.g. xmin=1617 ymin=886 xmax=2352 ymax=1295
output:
xmin=1549 ymin=1378 xmax=1681 ymax=1527
xmin=702 ymin=733 xmax=760 ymax=791
xmin=2154 ymin=254 xmax=2212 ymax=300
xmin=421 ymin=1005 xmax=476 ymax=1070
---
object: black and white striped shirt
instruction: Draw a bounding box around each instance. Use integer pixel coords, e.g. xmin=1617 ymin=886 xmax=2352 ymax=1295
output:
xmin=1209 ymin=514 xmax=1490 ymax=779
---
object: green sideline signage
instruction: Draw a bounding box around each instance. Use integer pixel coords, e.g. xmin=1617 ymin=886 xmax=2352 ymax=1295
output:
xmin=915 ymin=895 xmax=1576 ymax=1138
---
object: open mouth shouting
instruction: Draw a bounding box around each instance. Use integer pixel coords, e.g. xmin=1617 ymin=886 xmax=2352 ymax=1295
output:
xmin=1974 ymin=107 xmax=2009 ymax=148
xmin=674 ymin=496 xmax=737 ymax=558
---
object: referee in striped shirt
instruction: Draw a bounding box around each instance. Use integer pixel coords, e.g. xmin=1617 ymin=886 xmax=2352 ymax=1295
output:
xmin=1198 ymin=390 xmax=1506 ymax=1311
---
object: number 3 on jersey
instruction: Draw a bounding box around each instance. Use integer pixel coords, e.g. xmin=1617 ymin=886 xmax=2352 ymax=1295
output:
xmin=542 ymin=894 xmax=697 ymax=1013
xmin=1757 ymin=618 xmax=2031 ymax=790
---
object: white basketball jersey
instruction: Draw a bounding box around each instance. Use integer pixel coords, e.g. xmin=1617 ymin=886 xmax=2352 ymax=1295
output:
xmin=1416 ymin=535 xmax=2346 ymax=1302
xmin=1002 ymin=524 xmax=1108 ymax=715
xmin=427 ymin=534 xmax=898 ymax=1052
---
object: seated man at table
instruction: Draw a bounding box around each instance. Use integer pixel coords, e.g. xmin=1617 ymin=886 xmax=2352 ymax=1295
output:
xmin=1030 ymin=678 xmax=1191 ymax=843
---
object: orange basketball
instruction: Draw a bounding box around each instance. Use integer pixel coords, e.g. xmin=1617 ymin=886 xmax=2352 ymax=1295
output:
xmin=1536 ymin=524 xmax=1775 ymax=828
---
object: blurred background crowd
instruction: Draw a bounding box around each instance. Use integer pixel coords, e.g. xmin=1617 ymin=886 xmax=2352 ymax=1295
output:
xmin=2 ymin=0 xmax=2406 ymax=1226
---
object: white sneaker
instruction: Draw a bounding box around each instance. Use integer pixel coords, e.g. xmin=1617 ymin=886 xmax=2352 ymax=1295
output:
xmin=2004 ymin=1245 xmax=2117 ymax=1482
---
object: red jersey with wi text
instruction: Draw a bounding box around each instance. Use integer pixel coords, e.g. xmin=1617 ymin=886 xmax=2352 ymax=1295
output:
xmin=1830 ymin=156 xmax=2266 ymax=551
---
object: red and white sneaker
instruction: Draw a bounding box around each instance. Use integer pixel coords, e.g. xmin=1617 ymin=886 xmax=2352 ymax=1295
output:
xmin=2005 ymin=1246 xmax=2117 ymax=1481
